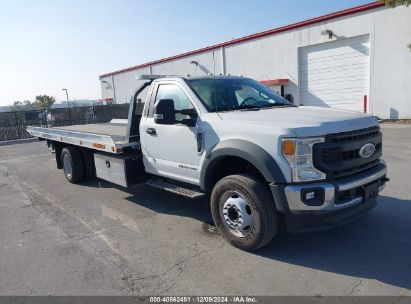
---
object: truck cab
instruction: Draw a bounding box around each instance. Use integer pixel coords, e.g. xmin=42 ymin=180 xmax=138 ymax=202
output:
xmin=27 ymin=75 xmax=388 ymax=251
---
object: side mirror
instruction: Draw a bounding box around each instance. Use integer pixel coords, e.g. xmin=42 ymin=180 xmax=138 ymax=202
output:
xmin=180 ymin=108 xmax=197 ymax=117
xmin=154 ymin=99 xmax=176 ymax=125
xmin=179 ymin=108 xmax=198 ymax=127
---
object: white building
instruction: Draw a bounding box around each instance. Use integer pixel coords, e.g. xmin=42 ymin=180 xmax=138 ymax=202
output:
xmin=99 ymin=2 xmax=411 ymax=119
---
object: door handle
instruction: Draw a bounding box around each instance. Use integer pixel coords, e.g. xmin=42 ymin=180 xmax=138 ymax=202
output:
xmin=146 ymin=127 xmax=156 ymax=135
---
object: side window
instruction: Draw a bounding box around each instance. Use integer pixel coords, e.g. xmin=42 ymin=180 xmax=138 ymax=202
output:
xmin=155 ymin=84 xmax=194 ymax=123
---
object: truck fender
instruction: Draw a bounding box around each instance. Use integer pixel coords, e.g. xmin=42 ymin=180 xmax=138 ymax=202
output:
xmin=200 ymin=139 xmax=286 ymax=191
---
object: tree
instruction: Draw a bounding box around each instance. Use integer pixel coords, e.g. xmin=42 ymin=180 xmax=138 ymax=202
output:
xmin=380 ymin=0 xmax=411 ymax=7
xmin=11 ymin=101 xmax=24 ymax=111
xmin=35 ymin=95 xmax=55 ymax=110
xmin=380 ymin=0 xmax=411 ymax=50
xmin=11 ymin=100 xmax=37 ymax=111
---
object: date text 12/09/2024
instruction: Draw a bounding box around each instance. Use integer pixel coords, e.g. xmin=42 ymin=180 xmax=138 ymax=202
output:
xmin=149 ymin=296 xmax=257 ymax=303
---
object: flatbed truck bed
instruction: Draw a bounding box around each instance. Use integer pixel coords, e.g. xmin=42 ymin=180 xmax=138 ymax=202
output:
xmin=27 ymin=120 xmax=138 ymax=154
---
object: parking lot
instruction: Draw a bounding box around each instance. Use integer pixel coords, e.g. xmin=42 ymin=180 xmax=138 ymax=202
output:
xmin=0 ymin=124 xmax=410 ymax=296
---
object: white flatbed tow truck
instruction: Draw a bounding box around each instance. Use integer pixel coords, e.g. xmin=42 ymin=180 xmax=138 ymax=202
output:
xmin=27 ymin=75 xmax=388 ymax=251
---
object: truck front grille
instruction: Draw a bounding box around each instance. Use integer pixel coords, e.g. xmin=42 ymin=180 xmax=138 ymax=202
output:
xmin=313 ymin=127 xmax=382 ymax=180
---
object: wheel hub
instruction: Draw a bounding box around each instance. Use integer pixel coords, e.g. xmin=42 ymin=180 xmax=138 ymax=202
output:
xmin=227 ymin=207 xmax=239 ymax=222
xmin=221 ymin=192 xmax=253 ymax=237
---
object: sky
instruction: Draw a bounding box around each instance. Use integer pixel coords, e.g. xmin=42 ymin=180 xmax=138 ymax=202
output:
xmin=0 ymin=0 xmax=373 ymax=106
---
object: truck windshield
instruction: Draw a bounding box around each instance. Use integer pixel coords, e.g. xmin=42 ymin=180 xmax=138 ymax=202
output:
xmin=186 ymin=78 xmax=292 ymax=112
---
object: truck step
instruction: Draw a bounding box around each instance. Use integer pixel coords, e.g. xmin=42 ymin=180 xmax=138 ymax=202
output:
xmin=146 ymin=180 xmax=203 ymax=198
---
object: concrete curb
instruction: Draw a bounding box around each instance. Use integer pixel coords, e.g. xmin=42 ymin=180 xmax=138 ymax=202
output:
xmin=0 ymin=137 xmax=39 ymax=147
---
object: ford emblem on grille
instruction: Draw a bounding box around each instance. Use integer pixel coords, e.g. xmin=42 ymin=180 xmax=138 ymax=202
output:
xmin=359 ymin=143 xmax=376 ymax=159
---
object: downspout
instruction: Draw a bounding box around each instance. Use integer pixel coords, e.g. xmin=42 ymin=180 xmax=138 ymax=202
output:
xmin=220 ymin=46 xmax=226 ymax=75
xmin=111 ymin=74 xmax=117 ymax=104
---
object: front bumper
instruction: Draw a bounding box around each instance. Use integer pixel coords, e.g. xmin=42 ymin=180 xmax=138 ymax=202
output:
xmin=270 ymin=160 xmax=387 ymax=233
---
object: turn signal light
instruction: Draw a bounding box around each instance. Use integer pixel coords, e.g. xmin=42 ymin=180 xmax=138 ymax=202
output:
xmin=93 ymin=143 xmax=106 ymax=149
xmin=283 ymin=140 xmax=295 ymax=155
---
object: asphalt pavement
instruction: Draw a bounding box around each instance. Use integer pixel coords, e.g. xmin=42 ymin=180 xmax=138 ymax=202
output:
xmin=0 ymin=124 xmax=410 ymax=296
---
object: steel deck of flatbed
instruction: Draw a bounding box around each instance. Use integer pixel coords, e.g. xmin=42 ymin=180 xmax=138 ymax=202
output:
xmin=56 ymin=123 xmax=127 ymax=137
xmin=27 ymin=122 xmax=138 ymax=154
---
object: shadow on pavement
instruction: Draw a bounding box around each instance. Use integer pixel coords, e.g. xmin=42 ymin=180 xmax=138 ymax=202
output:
xmin=82 ymin=178 xmax=212 ymax=224
xmin=82 ymin=178 xmax=411 ymax=291
xmin=123 ymin=188 xmax=411 ymax=290
xmin=256 ymin=195 xmax=411 ymax=291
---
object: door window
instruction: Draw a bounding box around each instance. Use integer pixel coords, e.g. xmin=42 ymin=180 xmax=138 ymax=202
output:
xmin=155 ymin=84 xmax=194 ymax=123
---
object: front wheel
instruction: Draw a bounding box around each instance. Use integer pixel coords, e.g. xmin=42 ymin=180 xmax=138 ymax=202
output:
xmin=210 ymin=174 xmax=278 ymax=251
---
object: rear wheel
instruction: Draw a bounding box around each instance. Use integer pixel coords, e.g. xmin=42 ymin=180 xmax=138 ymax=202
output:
xmin=211 ymin=174 xmax=278 ymax=251
xmin=61 ymin=147 xmax=85 ymax=183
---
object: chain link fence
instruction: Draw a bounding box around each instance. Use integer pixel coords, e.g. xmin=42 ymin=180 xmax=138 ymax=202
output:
xmin=0 ymin=103 xmax=136 ymax=142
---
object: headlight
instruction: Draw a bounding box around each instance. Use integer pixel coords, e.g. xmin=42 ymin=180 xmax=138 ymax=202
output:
xmin=282 ymin=137 xmax=325 ymax=182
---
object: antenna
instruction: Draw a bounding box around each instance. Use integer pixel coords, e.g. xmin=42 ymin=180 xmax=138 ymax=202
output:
xmin=212 ymin=51 xmax=218 ymax=113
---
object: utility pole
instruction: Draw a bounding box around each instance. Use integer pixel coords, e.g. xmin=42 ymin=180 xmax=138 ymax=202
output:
xmin=62 ymin=88 xmax=71 ymax=124
xmin=62 ymin=89 xmax=69 ymax=108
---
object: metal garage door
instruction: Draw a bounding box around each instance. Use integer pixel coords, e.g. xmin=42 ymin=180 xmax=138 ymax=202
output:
xmin=299 ymin=35 xmax=370 ymax=112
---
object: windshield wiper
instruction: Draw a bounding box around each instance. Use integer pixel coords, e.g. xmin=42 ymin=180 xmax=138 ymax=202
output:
xmin=237 ymin=105 xmax=261 ymax=111
xmin=217 ymin=105 xmax=261 ymax=112
xmin=260 ymin=103 xmax=296 ymax=109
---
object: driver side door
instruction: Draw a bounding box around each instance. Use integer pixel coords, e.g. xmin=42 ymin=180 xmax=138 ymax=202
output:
xmin=143 ymin=82 xmax=201 ymax=185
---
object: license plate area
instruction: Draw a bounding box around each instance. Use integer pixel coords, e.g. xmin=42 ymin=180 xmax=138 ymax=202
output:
xmin=362 ymin=181 xmax=380 ymax=201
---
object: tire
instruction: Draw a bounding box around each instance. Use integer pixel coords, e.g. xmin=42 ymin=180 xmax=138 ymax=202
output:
xmin=54 ymin=144 xmax=63 ymax=169
xmin=81 ymin=149 xmax=96 ymax=180
xmin=210 ymin=174 xmax=278 ymax=251
xmin=61 ymin=147 xmax=85 ymax=183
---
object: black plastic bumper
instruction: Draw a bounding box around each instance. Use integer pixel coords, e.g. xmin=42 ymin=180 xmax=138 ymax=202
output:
xmin=284 ymin=197 xmax=377 ymax=233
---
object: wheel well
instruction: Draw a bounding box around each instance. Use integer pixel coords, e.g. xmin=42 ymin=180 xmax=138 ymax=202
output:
xmin=50 ymin=141 xmax=94 ymax=170
xmin=204 ymin=156 xmax=267 ymax=194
